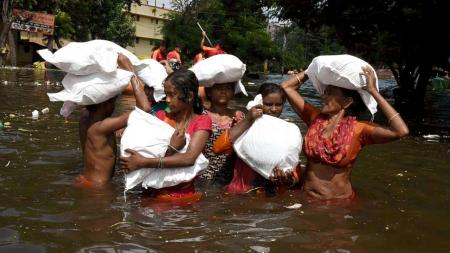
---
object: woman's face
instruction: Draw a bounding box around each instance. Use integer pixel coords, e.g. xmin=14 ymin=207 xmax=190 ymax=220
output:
xmin=262 ymin=92 xmax=284 ymax=117
xmin=208 ymin=83 xmax=234 ymax=105
xmin=320 ymin=86 xmax=352 ymax=115
xmin=164 ymin=80 xmax=191 ymax=113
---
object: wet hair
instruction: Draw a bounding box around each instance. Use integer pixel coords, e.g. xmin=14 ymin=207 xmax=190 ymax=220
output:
xmin=258 ymin=82 xmax=286 ymax=102
xmin=165 ymin=69 xmax=203 ymax=114
xmin=340 ymin=88 xmax=367 ymax=117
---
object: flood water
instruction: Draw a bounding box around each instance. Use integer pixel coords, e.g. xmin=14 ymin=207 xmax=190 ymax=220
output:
xmin=0 ymin=67 xmax=449 ymax=253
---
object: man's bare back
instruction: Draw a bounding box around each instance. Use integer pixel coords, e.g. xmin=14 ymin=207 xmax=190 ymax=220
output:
xmin=78 ymin=54 xmax=151 ymax=186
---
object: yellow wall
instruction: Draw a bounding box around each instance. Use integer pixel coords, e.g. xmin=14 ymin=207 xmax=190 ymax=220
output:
xmin=126 ymin=0 xmax=173 ymax=58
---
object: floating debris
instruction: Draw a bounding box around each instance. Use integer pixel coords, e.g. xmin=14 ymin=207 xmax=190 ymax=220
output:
xmin=396 ymin=173 xmax=404 ymax=177
xmin=41 ymin=107 xmax=50 ymax=114
xmin=284 ymin=203 xmax=302 ymax=209
xmin=250 ymin=246 xmax=270 ymax=253
xmin=5 ymin=161 xmax=10 ymax=167
xmin=344 ymin=215 xmax=354 ymax=219
xmin=32 ymin=110 xmax=39 ymax=119
xmin=423 ymin=134 xmax=440 ymax=139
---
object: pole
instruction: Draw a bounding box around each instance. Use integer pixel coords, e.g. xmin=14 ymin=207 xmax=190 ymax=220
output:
xmin=196 ymin=22 xmax=213 ymax=46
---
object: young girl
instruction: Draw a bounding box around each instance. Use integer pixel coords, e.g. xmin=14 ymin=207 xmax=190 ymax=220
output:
xmin=214 ymin=83 xmax=302 ymax=194
xmin=120 ymin=69 xmax=212 ymax=202
xmin=198 ymin=82 xmax=245 ymax=185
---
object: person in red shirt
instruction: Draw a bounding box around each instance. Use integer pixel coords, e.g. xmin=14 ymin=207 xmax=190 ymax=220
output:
xmin=193 ymin=52 xmax=205 ymax=64
xmin=166 ymin=46 xmax=182 ymax=63
xmin=151 ymin=43 xmax=167 ymax=62
xmin=201 ymin=31 xmax=226 ymax=58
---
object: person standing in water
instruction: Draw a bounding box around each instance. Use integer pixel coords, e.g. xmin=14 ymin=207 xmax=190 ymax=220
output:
xmin=198 ymin=82 xmax=245 ymax=185
xmin=201 ymin=31 xmax=225 ymax=58
xmin=120 ymin=70 xmax=212 ymax=202
xmin=213 ymin=83 xmax=301 ymax=194
xmin=77 ymin=54 xmax=152 ymax=187
xmin=151 ymin=42 xmax=167 ymax=62
xmin=281 ymin=67 xmax=409 ymax=203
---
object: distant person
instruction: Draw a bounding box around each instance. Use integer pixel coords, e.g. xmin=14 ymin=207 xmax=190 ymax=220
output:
xmin=166 ymin=46 xmax=182 ymax=63
xmin=151 ymin=43 xmax=166 ymax=62
xmin=77 ymin=54 xmax=151 ymax=187
xmin=201 ymin=31 xmax=225 ymax=58
xmin=281 ymin=67 xmax=409 ymax=203
xmin=193 ymin=52 xmax=205 ymax=64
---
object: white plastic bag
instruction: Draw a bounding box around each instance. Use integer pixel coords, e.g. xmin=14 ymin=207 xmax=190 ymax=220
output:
xmin=189 ymin=54 xmax=247 ymax=95
xmin=136 ymin=59 xmax=167 ymax=102
xmin=246 ymin=94 xmax=263 ymax=110
xmin=233 ymin=115 xmax=302 ymax=179
xmin=121 ymin=108 xmax=209 ymax=191
xmin=305 ymin=54 xmax=379 ymax=115
xmin=38 ymin=40 xmax=145 ymax=75
xmin=47 ymin=69 xmax=133 ymax=105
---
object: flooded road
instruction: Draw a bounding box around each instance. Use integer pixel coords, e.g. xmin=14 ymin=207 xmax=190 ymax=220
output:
xmin=0 ymin=67 xmax=449 ymax=253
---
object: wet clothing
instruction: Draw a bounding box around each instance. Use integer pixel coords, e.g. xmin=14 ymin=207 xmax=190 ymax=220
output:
xmin=151 ymin=48 xmax=166 ymax=62
xmin=166 ymin=50 xmax=181 ymax=63
xmin=213 ymin=126 xmax=301 ymax=194
xmin=143 ymin=110 xmax=212 ymax=200
xmin=202 ymin=46 xmax=225 ymax=58
xmin=199 ymin=110 xmax=244 ymax=185
xmin=301 ymin=102 xmax=378 ymax=168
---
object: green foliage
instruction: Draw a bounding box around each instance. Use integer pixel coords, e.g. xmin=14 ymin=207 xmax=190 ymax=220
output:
xmin=162 ymin=0 xmax=280 ymax=68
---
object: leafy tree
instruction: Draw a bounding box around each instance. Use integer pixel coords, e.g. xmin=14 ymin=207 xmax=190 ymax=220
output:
xmin=274 ymin=0 xmax=450 ymax=109
xmin=162 ymin=0 xmax=280 ymax=69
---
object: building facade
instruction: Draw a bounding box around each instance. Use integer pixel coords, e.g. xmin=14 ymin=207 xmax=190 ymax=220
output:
xmin=126 ymin=0 xmax=172 ymax=58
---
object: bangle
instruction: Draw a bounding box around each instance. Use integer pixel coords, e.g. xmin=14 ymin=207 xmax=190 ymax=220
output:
xmin=294 ymin=74 xmax=302 ymax=84
xmin=388 ymin=113 xmax=400 ymax=123
xmin=158 ymin=157 xmax=163 ymax=169
xmin=168 ymin=145 xmax=180 ymax=153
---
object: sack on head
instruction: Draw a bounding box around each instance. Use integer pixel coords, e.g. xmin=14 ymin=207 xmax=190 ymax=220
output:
xmin=305 ymin=54 xmax=379 ymax=115
xmin=190 ymin=54 xmax=247 ymax=95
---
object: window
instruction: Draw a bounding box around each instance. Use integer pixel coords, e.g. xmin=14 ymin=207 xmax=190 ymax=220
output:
xmin=136 ymin=15 xmax=140 ymax=21
xmin=135 ymin=37 xmax=140 ymax=44
xmin=155 ymin=19 xmax=158 ymax=24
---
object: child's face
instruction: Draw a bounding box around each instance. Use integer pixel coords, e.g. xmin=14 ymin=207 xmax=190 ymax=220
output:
xmin=262 ymin=92 xmax=284 ymax=117
xmin=208 ymin=83 xmax=234 ymax=105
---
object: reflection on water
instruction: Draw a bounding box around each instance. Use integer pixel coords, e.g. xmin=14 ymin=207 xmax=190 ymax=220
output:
xmin=0 ymin=68 xmax=449 ymax=252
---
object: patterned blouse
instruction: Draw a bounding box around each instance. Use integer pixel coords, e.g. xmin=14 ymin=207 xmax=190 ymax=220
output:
xmin=199 ymin=110 xmax=244 ymax=185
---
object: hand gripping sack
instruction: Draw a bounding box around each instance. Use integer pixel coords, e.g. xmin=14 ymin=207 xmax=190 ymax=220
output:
xmin=189 ymin=54 xmax=247 ymax=95
xmin=120 ymin=108 xmax=209 ymax=191
xmin=38 ymin=40 xmax=146 ymax=75
xmin=305 ymin=54 xmax=379 ymax=115
xmin=233 ymin=115 xmax=302 ymax=179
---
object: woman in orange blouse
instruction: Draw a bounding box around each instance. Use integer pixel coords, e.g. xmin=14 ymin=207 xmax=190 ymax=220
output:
xmin=281 ymin=66 xmax=409 ymax=202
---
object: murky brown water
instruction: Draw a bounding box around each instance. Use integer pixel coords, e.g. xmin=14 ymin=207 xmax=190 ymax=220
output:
xmin=0 ymin=67 xmax=449 ymax=253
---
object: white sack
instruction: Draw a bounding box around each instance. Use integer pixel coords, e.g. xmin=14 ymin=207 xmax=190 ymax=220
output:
xmin=47 ymin=69 xmax=133 ymax=105
xmin=246 ymin=94 xmax=263 ymax=110
xmin=233 ymin=115 xmax=302 ymax=179
xmin=38 ymin=40 xmax=145 ymax=75
xmin=305 ymin=54 xmax=379 ymax=115
xmin=189 ymin=54 xmax=248 ymax=95
xmin=137 ymin=59 xmax=167 ymax=102
xmin=121 ymin=108 xmax=209 ymax=191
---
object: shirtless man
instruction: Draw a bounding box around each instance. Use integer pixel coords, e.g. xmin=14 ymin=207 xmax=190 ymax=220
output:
xmin=78 ymin=54 xmax=151 ymax=186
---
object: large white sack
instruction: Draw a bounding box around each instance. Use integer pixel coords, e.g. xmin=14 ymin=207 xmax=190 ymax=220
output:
xmin=137 ymin=59 xmax=167 ymax=102
xmin=305 ymin=54 xmax=379 ymax=115
xmin=38 ymin=40 xmax=145 ymax=75
xmin=121 ymin=108 xmax=209 ymax=191
xmin=189 ymin=54 xmax=248 ymax=95
xmin=233 ymin=115 xmax=302 ymax=179
xmin=47 ymin=69 xmax=133 ymax=105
